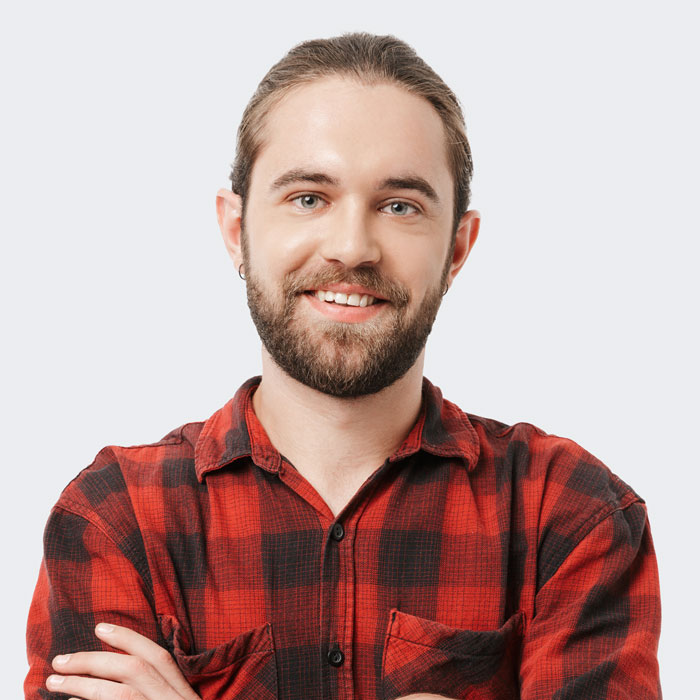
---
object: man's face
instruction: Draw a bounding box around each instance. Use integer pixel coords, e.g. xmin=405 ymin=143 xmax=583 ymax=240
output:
xmin=239 ymin=77 xmax=465 ymax=397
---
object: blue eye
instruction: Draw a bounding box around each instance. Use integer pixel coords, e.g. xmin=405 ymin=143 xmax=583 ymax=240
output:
xmin=294 ymin=194 xmax=323 ymax=209
xmin=382 ymin=201 xmax=417 ymax=216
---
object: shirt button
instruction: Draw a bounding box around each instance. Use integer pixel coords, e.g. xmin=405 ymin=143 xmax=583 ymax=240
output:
xmin=331 ymin=523 xmax=345 ymax=541
xmin=327 ymin=648 xmax=345 ymax=667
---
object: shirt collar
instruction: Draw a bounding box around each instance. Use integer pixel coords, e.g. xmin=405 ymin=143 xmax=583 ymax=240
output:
xmin=194 ymin=376 xmax=480 ymax=482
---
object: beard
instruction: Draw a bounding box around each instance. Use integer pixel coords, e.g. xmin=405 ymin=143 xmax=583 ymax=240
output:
xmin=244 ymin=258 xmax=448 ymax=398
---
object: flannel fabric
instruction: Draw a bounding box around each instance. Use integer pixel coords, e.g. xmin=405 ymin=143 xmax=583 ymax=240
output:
xmin=26 ymin=376 xmax=662 ymax=699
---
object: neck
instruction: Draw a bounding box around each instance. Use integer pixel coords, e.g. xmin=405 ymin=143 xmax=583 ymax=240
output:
xmin=252 ymin=348 xmax=425 ymax=514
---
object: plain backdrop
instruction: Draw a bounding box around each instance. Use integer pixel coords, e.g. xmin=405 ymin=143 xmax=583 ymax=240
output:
xmin=2 ymin=0 xmax=698 ymax=695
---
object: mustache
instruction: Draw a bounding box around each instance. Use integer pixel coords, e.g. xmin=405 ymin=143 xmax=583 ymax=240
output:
xmin=283 ymin=266 xmax=410 ymax=308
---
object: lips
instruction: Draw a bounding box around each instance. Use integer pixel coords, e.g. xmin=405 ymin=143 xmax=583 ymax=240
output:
xmin=312 ymin=290 xmax=379 ymax=307
xmin=288 ymin=268 xmax=407 ymax=311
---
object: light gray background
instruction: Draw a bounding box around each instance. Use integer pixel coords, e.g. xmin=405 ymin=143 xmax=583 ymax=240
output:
xmin=3 ymin=0 xmax=697 ymax=696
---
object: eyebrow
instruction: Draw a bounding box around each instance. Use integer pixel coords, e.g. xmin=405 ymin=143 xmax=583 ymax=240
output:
xmin=270 ymin=169 xmax=340 ymax=192
xmin=269 ymin=168 xmax=440 ymax=205
xmin=377 ymin=175 xmax=440 ymax=204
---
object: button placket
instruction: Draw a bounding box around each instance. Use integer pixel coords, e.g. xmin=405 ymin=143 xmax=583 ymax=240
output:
xmin=323 ymin=516 xmax=357 ymax=698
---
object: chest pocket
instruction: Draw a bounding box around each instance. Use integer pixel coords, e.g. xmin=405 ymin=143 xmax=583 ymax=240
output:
xmin=381 ymin=609 xmax=523 ymax=700
xmin=159 ymin=615 xmax=278 ymax=700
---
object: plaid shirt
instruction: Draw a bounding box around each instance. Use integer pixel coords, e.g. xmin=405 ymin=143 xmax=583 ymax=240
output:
xmin=26 ymin=376 xmax=661 ymax=699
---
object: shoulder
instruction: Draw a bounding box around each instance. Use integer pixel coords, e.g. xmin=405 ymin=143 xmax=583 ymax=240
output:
xmin=463 ymin=410 xmax=647 ymax=588
xmin=423 ymin=380 xmax=642 ymax=520
xmin=465 ymin=409 xmax=643 ymax=550
xmin=468 ymin=413 xmax=641 ymax=506
xmin=53 ymin=418 xmax=207 ymax=535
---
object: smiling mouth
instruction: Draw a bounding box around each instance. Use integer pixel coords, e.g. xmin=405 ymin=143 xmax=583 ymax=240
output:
xmin=306 ymin=290 xmax=386 ymax=308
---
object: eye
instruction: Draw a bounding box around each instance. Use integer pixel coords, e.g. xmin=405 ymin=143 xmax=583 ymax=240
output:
xmin=292 ymin=194 xmax=325 ymax=210
xmin=380 ymin=201 xmax=419 ymax=216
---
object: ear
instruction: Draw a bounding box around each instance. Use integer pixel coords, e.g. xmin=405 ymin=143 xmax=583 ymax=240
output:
xmin=216 ymin=188 xmax=244 ymax=268
xmin=445 ymin=209 xmax=480 ymax=289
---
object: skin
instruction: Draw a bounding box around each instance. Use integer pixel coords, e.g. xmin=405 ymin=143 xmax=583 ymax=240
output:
xmin=46 ymin=77 xmax=480 ymax=699
xmin=221 ymin=77 xmax=479 ymax=516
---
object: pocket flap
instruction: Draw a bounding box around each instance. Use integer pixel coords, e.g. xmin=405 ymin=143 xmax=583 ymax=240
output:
xmin=387 ymin=608 xmax=523 ymax=658
xmin=158 ymin=615 xmax=277 ymax=699
xmin=382 ymin=609 xmax=523 ymax=700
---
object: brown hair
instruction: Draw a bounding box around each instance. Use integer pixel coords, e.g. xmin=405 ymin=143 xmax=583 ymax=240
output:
xmin=229 ymin=32 xmax=473 ymax=233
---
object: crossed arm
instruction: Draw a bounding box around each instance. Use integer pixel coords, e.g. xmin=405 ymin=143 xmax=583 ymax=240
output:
xmin=28 ymin=501 xmax=661 ymax=698
xmin=45 ymin=624 xmax=446 ymax=700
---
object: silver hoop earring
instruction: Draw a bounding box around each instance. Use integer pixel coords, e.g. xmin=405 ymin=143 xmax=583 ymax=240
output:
xmin=238 ymin=264 xmax=246 ymax=281
xmin=442 ymin=282 xmax=449 ymax=297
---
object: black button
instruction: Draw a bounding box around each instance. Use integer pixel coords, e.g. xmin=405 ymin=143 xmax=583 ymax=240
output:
xmin=331 ymin=523 xmax=345 ymax=541
xmin=327 ymin=648 xmax=345 ymax=667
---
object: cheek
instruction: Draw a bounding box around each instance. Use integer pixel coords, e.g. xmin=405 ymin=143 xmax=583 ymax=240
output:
xmin=245 ymin=214 xmax=320 ymax=274
xmin=381 ymin=236 xmax=449 ymax=290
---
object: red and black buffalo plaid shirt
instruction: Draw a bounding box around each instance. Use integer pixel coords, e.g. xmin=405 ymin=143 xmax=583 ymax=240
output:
xmin=26 ymin=377 xmax=661 ymax=699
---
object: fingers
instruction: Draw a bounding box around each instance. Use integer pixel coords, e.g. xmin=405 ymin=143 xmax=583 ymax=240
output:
xmin=47 ymin=672 xmax=147 ymax=699
xmin=48 ymin=623 xmax=200 ymax=700
xmin=93 ymin=623 xmax=199 ymax=700
xmin=49 ymin=652 xmax=180 ymax=700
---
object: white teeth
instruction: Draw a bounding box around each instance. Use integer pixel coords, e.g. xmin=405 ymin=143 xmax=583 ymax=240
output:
xmin=313 ymin=289 xmax=378 ymax=306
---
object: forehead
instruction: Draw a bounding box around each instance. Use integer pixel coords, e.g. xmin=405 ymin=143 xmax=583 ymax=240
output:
xmin=250 ymin=76 xmax=453 ymax=196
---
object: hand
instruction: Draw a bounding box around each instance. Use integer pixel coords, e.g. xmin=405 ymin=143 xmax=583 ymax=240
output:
xmin=46 ymin=622 xmax=201 ymax=700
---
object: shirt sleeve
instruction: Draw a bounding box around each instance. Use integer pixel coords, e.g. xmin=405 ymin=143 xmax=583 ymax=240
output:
xmin=25 ymin=505 xmax=161 ymax=699
xmin=519 ymin=500 xmax=662 ymax=699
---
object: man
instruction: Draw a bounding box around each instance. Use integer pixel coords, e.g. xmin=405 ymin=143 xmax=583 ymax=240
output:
xmin=26 ymin=33 xmax=662 ymax=699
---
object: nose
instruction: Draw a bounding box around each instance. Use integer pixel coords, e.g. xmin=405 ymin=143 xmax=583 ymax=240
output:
xmin=318 ymin=201 xmax=381 ymax=268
